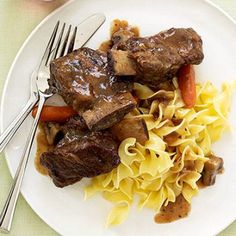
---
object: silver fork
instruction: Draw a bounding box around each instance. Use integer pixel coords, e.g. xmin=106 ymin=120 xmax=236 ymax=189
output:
xmin=0 ymin=21 xmax=77 ymax=233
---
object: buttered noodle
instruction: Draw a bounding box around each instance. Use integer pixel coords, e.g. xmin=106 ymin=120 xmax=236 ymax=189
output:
xmin=85 ymin=78 xmax=233 ymax=226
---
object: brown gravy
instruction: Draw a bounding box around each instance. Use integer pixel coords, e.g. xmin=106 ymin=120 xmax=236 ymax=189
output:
xmin=99 ymin=19 xmax=140 ymax=53
xmin=154 ymin=195 xmax=190 ymax=223
xmin=163 ymin=131 xmax=180 ymax=145
xmin=35 ymin=124 xmax=50 ymax=176
xmin=99 ymin=40 xmax=113 ymax=53
xmin=110 ymin=19 xmax=139 ymax=37
xmin=197 ymin=179 xmax=206 ymax=189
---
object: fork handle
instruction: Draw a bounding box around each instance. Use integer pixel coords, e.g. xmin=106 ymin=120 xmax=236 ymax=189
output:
xmin=0 ymin=94 xmax=38 ymax=153
xmin=0 ymin=94 xmax=46 ymax=233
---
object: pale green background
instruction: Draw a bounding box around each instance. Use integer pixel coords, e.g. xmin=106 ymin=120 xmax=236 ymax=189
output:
xmin=0 ymin=0 xmax=235 ymax=235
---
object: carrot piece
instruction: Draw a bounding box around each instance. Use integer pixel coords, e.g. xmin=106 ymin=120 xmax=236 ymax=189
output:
xmin=32 ymin=105 xmax=77 ymax=123
xmin=177 ymin=64 xmax=196 ymax=108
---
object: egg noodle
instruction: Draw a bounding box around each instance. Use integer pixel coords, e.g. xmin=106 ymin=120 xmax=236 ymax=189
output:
xmin=85 ymin=78 xmax=233 ymax=226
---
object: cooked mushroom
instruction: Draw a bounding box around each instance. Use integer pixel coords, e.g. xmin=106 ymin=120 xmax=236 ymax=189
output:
xmin=202 ymin=154 xmax=224 ymax=186
xmin=43 ymin=122 xmax=64 ymax=146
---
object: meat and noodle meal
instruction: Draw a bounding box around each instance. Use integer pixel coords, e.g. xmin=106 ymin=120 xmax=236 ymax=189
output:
xmin=33 ymin=20 xmax=234 ymax=226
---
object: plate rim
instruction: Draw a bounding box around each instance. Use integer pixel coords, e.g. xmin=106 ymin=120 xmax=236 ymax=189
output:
xmin=0 ymin=0 xmax=236 ymax=235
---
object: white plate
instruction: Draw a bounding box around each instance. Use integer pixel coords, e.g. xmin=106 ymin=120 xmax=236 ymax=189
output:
xmin=1 ymin=0 xmax=236 ymax=235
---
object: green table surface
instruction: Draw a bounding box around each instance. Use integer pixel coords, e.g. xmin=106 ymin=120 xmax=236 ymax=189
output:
xmin=0 ymin=0 xmax=235 ymax=235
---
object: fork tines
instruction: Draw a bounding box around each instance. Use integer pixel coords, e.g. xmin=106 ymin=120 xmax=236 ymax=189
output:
xmin=47 ymin=22 xmax=77 ymax=65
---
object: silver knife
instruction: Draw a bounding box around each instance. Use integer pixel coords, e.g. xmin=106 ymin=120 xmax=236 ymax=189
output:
xmin=0 ymin=13 xmax=106 ymax=153
xmin=74 ymin=13 xmax=106 ymax=49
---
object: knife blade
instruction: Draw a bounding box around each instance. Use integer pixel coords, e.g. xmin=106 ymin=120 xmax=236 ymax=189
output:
xmin=74 ymin=13 xmax=106 ymax=49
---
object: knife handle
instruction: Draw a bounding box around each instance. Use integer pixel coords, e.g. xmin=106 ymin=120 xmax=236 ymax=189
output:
xmin=0 ymin=94 xmax=38 ymax=153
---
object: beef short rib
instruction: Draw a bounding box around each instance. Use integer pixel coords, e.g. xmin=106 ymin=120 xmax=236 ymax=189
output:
xmin=40 ymin=118 xmax=120 ymax=188
xmin=50 ymin=48 xmax=136 ymax=130
xmin=110 ymin=28 xmax=204 ymax=89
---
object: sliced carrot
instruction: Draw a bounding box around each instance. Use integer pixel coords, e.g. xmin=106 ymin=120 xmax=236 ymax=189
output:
xmin=177 ymin=64 xmax=196 ymax=108
xmin=32 ymin=105 xmax=77 ymax=123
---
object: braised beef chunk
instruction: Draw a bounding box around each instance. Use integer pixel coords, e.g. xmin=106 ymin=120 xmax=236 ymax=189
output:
xmin=40 ymin=126 xmax=120 ymax=188
xmin=82 ymin=92 xmax=136 ymax=130
xmin=111 ymin=28 xmax=204 ymax=89
xmin=110 ymin=117 xmax=149 ymax=145
xmin=202 ymin=154 xmax=224 ymax=186
xmin=50 ymin=47 xmax=136 ymax=130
